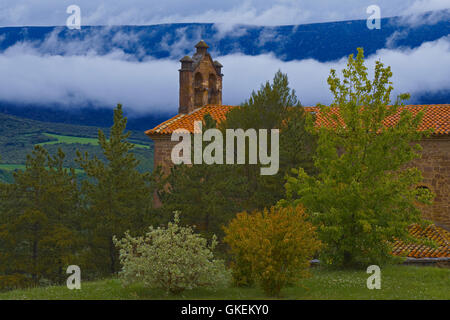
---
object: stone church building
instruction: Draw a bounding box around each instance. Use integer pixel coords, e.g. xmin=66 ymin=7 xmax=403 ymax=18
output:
xmin=146 ymin=41 xmax=449 ymax=260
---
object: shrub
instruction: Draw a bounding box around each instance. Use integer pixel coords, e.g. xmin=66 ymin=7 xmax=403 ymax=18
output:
xmin=113 ymin=212 xmax=229 ymax=294
xmin=0 ymin=274 xmax=32 ymax=292
xmin=223 ymin=205 xmax=321 ymax=296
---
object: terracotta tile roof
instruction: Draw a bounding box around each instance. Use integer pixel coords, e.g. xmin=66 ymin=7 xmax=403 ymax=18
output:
xmin=392 ymin=224 xmax=450 ymax=259
xmin=305 ymin=104 xmax=450 ymax=136
xmin=145 ymin=105 xmax=234 ymax=135
xmin=145 ymin=104 xmax=450 ymax=136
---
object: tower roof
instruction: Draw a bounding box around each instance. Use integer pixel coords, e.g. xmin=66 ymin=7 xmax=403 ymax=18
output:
xmin=180 ymin=55 xmax=193 ymax=62
xmin=195 ymin=40 xmax=209 ymax=49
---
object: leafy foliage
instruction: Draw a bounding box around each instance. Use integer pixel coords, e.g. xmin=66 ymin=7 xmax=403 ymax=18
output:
xmin=223 ymin=205 xmax=321 ymax=296
xmin=0 ymin=169 xmax=13 ymax=184
xmin=114 ymin=212 xmax=229 ymax=294
xmin=279 ymin=48 xmax=433 ymax=268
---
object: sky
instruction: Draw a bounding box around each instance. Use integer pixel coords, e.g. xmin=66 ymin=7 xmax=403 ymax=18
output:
xmin=0 ymin=0 xmax=449 ymax=114
xmin=1 ymin=0 xmax=449 ymax=27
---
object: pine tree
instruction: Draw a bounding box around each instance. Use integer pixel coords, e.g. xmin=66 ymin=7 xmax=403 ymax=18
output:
xmin=0 ymin=146 xmax=81 ymax=287
xmin=161 ymin=72 xmax=315 ymax=240
xmin=280 ymin=48 xmax=433 ymax=267
xmin=161 ymin=114 xmax=247 ymax=240
xmin=223 ymin=70 xmax=316 ymax=211
xmin=76 ymin=104 xmax=157 ymax=275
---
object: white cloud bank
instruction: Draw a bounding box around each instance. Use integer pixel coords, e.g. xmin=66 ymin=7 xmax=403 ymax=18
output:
xmin=0 ymin=36 xmax=449 ymax=114
xmin=220 ymin=35 xmax=450 ymax=107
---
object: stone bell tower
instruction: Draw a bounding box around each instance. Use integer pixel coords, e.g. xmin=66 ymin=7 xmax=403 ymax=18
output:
xmin=179 ymin=40 xmax=223 ymax=114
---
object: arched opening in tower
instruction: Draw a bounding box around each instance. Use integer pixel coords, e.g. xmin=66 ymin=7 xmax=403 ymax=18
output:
xmin=194 ymin=72 xmax=203 ymax=107
xmin=208 ymin=74 xmax=217 ymax=104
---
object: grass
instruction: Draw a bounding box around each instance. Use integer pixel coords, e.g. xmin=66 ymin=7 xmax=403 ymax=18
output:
xmin=37 ymin=133 xmax=150 ymax=149
xmin=1 ymin=266 xmax=448 ymax=300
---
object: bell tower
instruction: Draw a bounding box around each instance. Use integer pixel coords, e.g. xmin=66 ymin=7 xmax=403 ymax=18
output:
xmin=178 ymin=40 xmax=223 ymax=114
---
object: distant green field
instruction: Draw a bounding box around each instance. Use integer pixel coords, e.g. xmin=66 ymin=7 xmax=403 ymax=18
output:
xmin=0 ymin=163 xmax=84 ymax=174
xmin=37 ymin=133 xmax=150 ymax=149
xmin=0 ymin=164 xmax=26 ymax=171
xmin=37 ymin=133 xmax=100 ymax=146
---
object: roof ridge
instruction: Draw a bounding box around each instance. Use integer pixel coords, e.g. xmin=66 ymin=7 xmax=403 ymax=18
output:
xmin=145 ymin=113 xmax=186 ymax=134
xmin=146 ymin=104 xmax=450 ymax=136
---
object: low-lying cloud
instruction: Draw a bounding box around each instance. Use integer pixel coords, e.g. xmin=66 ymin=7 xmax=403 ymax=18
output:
xmin=0 ymin=36 xmax=449 ymax=114
xmin=222 ymin=35 xmax=450 ymax=107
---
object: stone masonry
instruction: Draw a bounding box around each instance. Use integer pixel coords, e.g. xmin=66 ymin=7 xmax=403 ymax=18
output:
xmin=411 ymin=136 xmax=450 ymax=229
xmin=179 ymin=40 xmax=223 ymax=114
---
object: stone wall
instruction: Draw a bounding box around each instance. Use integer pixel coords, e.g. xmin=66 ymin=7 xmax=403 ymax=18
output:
xmin=179 ymin=66 xmax=193 ymax=114
xmin=412 ymin=136 xmax=450 ymax=229
xmin=152 ymin=136 xmax=179 ymax=174
xmin=151 ymin=136 xmax=179 ymax=207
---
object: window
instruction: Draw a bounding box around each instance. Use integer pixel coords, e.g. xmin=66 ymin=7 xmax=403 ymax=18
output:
xmin=194 ymin=72 xmax=203 ymax=88
xmin=415 ymin=185 xmax=431 ymax=201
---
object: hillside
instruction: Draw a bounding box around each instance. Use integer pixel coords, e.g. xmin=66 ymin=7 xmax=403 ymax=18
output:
xmin=0 ymin=112 xmax=153 ymax=183
xmin=1 ymin=12 xmax=449 ymax=62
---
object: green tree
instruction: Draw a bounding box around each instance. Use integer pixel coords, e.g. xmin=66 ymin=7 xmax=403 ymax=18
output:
xmin=161 ymin=114 xmax=247 ymax=240
xmin=280 ymin=48 xmax=433 ymax=268
xmin=76 ymin=104 xmax=157 ymax=276
xmin=162 ymin=72 xmax=315 ymax=240
xmin=223 ymin=70 xmax=316 ymax=211
xmin=0 ymin=146 xmax=81 ymax=287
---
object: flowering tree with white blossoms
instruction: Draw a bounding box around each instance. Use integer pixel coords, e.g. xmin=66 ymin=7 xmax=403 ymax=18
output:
xmin=113 ymin=212 xmax=229 ymax=294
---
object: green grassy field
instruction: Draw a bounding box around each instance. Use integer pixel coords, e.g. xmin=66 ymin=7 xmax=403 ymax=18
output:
xmin=38 ymin=133 xmax=150 ymax=149
xmin=0 ymin=163 xmax=84 ymax=174
xmin=0 ymin=164 xmax=27 ymax=171
xmin=1 ymin=266 xmax=448 ymax=300
xmin=37 ymin=133 xmax=100 ymax=146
